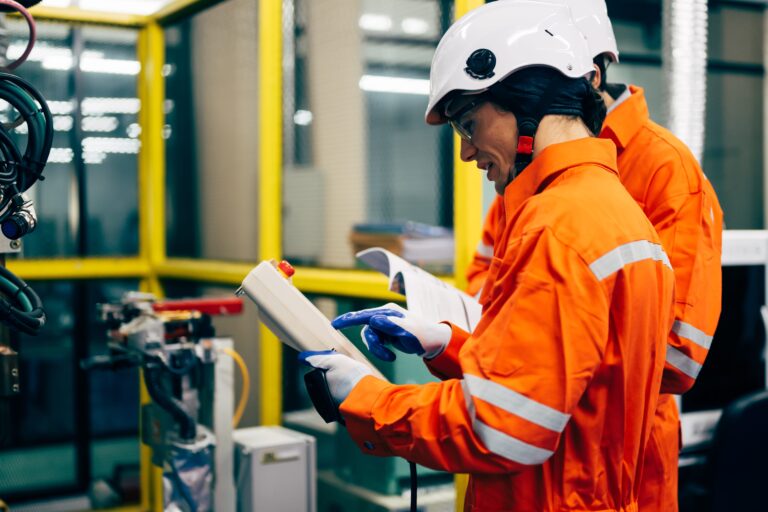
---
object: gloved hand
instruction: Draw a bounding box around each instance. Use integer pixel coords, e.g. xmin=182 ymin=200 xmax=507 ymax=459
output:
xmin=331 ymin=303 xmax=451 ymax=362
xmin=298 ymin=350 xmax=373 ymax=405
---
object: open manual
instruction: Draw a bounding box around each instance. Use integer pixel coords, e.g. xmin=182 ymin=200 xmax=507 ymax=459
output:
xmin=356 ymin=247 xmax=482 ymax=332
xmin=237 ymin=260 xmax=387 ymax=381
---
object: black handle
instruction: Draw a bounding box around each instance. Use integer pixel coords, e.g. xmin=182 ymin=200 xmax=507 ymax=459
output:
xmin=304 ymin=368 xmax=345 ymax=425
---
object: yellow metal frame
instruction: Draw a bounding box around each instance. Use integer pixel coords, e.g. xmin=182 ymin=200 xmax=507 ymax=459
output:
xmin=18 ymin=0 xmax=483 ymax=510
xmin=157 ymin=258 xmax=410 ymax=301
xmin=27 ymin=6 xmax=150 ymax=27
xmin=257 ymin=0 xmax=284 ymax=426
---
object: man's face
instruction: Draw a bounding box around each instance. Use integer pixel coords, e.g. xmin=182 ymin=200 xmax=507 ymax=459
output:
xmin=453 ymin=101 xmax=520 ymax=195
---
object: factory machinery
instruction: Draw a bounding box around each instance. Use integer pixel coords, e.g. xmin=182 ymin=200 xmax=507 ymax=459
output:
xmin=82 ymin=293 xmax=246 ymax=511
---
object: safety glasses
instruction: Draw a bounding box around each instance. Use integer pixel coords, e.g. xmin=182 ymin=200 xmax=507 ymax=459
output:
xmin=444 ymin=95 xmax=484 ymax=142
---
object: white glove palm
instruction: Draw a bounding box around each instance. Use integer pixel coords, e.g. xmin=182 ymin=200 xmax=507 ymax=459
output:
xmin=298 ymin=350 xmax=373 ymax=404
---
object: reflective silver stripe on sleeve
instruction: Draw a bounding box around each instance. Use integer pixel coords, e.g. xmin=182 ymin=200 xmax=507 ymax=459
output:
xmin=460 ymin=379 xmax=555 ymax=466
xmin=589 ymin=240 xmax=672 ymax=281
xmin=666 ymin=345 xmax=703 ymax=379
xmin=672 ymin=320 xmax=713 ymax=350
xmin=464 ymin=374 xmax=570 ymax=433
xmin=472 ymin=418 xmax=554 ymax=465
xmin=476 ymin=241 xmax=493 ymax=259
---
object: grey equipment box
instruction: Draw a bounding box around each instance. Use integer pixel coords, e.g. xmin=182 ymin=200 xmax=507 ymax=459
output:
xmin=234 ymin=426 xmax=317 ymax=512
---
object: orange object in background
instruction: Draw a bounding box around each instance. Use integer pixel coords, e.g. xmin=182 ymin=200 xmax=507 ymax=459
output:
xmin=602 ymin=86 xmax=723 ymax=395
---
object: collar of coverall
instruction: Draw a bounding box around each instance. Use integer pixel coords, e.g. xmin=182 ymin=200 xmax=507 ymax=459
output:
xmin=599 ymin=85 xmax=649 ymax=151
xmin=503 ymin=137 xmax=618 ymax=215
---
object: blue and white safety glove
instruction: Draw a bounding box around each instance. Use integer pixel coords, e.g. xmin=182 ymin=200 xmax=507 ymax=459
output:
xmin=331 ymin=303 xmax=451 ymax=362
xmin=298 ymin=350 xmax=373 ymax=405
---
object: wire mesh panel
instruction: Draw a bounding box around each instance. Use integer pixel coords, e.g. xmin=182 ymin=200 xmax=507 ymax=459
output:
xmin=3 ymin=20 xmax=76 ymax=257
xmin=79 ymin=27 xmax=141 ymax=256
xmin=164 ymin=0 xmax=260 ymax=261
xmin=284 ymin=0 xmax=454 ymax=270
xmin=0 ymin=282 xmax=77 ymax=500
xmin=4 ymin=20 xmax=140 ymax=258
xmin=84 ymin=280 xmax=141 ymax=495
xmin=0 ymin=279 xmax=140 ymax=506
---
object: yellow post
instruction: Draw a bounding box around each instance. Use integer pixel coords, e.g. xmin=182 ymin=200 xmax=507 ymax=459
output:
xmin=452 ymin=128 xmax=483 ymax=293
xmin=452 ymin=2 xmax=484 ymax=510
xmin=138 ymin=21 xmax=167 ymax=511
xmin=138 ymin=22 xmax=167 ymax=274
xmin=452 ymin=4 xmax=484 ymax=291
xmin=258 ymin=0 xmax=283 ymax=425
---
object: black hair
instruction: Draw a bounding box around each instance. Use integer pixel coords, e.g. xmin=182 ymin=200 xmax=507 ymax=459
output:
xmin=581 ymin=86 xmax=607 ymax=136
xmin=593 ymin=55 xmax=608 ymax=91
xmin=488 ymin=66 xmax=607 ymax=137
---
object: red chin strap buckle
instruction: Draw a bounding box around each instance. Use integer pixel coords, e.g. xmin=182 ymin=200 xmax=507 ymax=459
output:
xmin=516 ymin=135 xmax=534 ymax=155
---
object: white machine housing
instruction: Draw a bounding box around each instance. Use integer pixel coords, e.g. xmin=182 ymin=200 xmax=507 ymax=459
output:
xmin=234 ymin=425 xmax=317 ymax=512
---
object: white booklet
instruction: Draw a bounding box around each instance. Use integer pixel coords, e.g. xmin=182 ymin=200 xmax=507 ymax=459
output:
xmin=238 ymin=261 xmax=387 ymax=381
xmin=356 ymin=247 xmax=482 ymax=332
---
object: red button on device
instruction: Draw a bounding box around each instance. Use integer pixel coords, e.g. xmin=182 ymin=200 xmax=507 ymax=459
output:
xmin=278 ymin=260 xmax=295 ymax=278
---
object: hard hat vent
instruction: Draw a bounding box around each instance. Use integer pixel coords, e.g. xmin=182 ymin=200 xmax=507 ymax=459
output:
xmin=464 ymin=49 xmax=496 ymax=80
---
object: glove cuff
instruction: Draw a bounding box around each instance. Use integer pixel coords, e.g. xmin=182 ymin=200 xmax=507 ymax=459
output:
xmin=421 ymin=322 xmax=452 ymax=359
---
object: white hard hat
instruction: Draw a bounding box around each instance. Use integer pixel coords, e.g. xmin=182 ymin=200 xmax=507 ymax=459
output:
xmin=499 ymin=0 xmax=620 ymax=63
xmin=567 ymin=0 xmax=619 ymax=63
xmin=425 ymin=0 xmax=595 ymax=124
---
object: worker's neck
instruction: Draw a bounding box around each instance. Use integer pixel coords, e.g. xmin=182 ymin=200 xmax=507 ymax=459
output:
xmin=533 ymin=115 xmax=594 ymax=157
xmin=599 ymin=89 xmax=615 ymax=110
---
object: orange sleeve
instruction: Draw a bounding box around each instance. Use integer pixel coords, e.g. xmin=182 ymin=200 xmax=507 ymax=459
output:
xmin=339 ymin=229 xmax=613 ymax=474
xmin=465 ymin=196 xmax=503 ymax=297
xmin=647 ymin=173 xmax=723 ymax=394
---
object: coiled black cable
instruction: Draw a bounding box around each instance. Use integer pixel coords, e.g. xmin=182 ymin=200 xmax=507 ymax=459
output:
xmin=0 ymin=37 xmax=53 ymax=336
xmin=0 ymin=71 xmax=53 ymax=219
xmin=0 ymin=264 xmax=44 ymax=335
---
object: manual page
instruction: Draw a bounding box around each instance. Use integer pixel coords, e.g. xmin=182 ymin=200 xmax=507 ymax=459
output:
xmin=356 ymin=247 xmax=482 ymax=332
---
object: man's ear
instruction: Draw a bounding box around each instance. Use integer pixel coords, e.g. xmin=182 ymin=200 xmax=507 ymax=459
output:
xmin=590 ymin=63 xmax=602 ymax=90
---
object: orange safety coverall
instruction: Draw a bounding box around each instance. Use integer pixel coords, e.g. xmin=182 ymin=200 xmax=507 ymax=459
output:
xmin=341 ymin=138 xmax=676 ymax=512
xmin=464 ymin=86 xmax=724 ymax=511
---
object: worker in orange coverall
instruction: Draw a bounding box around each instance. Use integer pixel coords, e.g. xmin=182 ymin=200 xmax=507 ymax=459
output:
xmin=464 ymin=2 xmax=723 ymax=509
xmin=300 ymin=2 xmax=676 ymax=510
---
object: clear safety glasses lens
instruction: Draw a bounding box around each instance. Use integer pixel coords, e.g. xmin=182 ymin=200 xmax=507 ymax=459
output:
xmin=449 ymin=119 xmax=473 ymax=142
xmin=445 ymin=97 xmax=481 ymax=143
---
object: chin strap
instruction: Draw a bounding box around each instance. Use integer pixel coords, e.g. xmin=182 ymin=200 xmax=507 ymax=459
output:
xmin=512 ymin=124 xmax=536 ymax=179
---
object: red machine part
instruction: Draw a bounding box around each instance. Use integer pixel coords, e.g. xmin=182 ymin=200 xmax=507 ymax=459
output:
xmin=152 ymin=297 xmax=244 ymax=316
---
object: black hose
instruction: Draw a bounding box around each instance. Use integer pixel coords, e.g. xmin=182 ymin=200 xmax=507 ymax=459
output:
xmin=0 ymin=71 xmax=53 ymax=219
xmin=0 ymin=264 xmax=44 ymax=335
xmin=144 ymin=363 xmax=197 ymax=442
xmin=410 ymin=461 xmax=417 ymax=512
